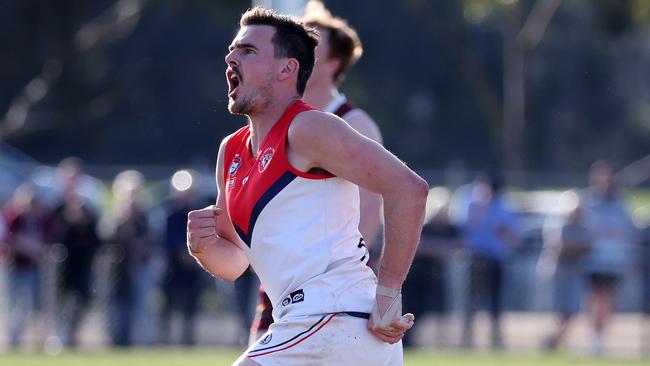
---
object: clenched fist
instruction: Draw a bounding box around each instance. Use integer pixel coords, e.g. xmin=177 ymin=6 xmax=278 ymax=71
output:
xmin=368 ymin=285 xmax=415 ymax=344
xmin=187 ymin=205 xmax=224 ymax=255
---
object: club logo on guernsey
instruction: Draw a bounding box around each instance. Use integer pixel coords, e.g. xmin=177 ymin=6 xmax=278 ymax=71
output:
xmin=258 ymin=147 xmax=275 ymax=173
xmin=229 ymin=154 xmax=241 ymax=176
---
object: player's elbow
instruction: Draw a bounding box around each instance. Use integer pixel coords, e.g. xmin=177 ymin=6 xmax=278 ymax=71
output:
xmin=219 ymin=265 xmax=248 ymax=282
xmin=211 ymin=257 xmax=249 ymax=283
xmin=219 ymin=272 xmax=240 ymax=283
xmin=406 ymin=173 xmax=429 ymax=204
xmin=382 ymin=171 xmax=428 ymax=209
xmin=204 ymin=262 xmax=246 ymax=283
xmin=187 ymin=246 xmax=201 ymax=265
xmin=187 ymin=250 xmax=247 ymax=282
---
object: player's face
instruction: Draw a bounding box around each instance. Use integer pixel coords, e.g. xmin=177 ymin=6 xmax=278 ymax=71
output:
xmin=307 ymin=27 xmax=338 ymax=87
xmin=225 ymin=25 xmax=278 ymax=115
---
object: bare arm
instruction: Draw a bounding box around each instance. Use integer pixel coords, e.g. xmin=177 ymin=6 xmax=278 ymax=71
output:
xmin=345 ymin=110 xmax=383 ymax=249
xmin=288 ymin=111 xmax=428 ymax=343
xmin=186 ymin=137 xmax=249 ymax=282
xmin=288 ymin=111 xmax=427 ymax=288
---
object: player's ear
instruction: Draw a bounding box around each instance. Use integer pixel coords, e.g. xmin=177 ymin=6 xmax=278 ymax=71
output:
xmin=278 ymin=58 xmax=299 ymax=81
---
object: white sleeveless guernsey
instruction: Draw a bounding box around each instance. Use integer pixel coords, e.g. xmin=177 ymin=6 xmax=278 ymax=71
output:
xmin=223 ymin=100 xmax=377 ymax=321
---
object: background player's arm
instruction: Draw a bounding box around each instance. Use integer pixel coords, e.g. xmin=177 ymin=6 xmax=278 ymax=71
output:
xmin=344 ymin=109 xmax=383 ymax=145
xmin=187 ymin=138 xmax=249 ymax=282
xmin=345 ymin=110 xmax=383 ymax=249
xmin=288 ymin=110 xmax=427 ymax=290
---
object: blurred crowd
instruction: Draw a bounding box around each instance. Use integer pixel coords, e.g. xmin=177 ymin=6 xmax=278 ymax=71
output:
xmin=1 ymin=158 xmax=648 ymax=356
xmin=1 ymin=157 xmax=216 ymax=349
xmin=402 ymin=162 xmax=647 ymax=356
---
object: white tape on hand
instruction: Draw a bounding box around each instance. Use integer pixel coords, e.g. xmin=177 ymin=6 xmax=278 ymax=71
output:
xmin=371 ymin=284 xmax=402 ymax=330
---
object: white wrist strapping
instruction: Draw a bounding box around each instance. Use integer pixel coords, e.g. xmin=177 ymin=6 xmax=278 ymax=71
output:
xmin=371 ymin=284 xmax=402 ymax=329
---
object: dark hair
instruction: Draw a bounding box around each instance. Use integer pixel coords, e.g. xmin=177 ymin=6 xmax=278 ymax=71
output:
xmin=241 ymin=7 xmax=319 ymax=95
xmin=303 ymin=0 xmax=363 ymax=84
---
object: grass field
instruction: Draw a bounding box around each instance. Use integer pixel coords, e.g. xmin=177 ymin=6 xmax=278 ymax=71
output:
xmin=1 ymin=348 xmax=648 ymax=366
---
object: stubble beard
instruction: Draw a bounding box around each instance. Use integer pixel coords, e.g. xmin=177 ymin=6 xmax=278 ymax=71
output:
xmin=228 ymin=94 xmax=253 ymax=115
xmin=227 ymin=78 xmax=274 ymax=117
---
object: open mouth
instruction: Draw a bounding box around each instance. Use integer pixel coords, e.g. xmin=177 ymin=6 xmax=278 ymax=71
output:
xmin=226 ymin=69 xmax=241 ymax=98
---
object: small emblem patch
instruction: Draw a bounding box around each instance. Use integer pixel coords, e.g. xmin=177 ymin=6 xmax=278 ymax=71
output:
xmin=281 ymin=289 xmax=305 ymax=307
xmin=259 ymin=333 xmax=273 ymax=345
xmin=258 ymin=147 xmax=275 ymax=173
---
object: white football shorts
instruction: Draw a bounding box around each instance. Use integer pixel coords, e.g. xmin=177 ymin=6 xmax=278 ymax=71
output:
xmin=235 ymin=312 xmax=403 ymax=366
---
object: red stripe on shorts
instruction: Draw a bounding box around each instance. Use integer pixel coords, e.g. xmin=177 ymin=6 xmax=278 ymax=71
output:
xmin=248 ymin=313 xmax=337 ymax=358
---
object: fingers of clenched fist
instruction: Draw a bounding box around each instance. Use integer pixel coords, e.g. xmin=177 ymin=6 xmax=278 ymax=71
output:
xmin=368 ymin=287 xmax=415 ymax=344
xmin=187 ymin=205 xmax=222 ymax=254
xmin=368 ymin=312 xmax=415 ymax=344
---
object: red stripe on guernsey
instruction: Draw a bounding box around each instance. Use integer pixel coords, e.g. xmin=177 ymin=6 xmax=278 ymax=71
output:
xmin=223 ymin=100 xmax=333 ymax=246
xmin=248 ymin=313 xmax=337 ymax=358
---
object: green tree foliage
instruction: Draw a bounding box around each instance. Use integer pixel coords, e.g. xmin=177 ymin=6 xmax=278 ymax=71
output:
xmin=1 ymin=0 xmax=648 ymax=176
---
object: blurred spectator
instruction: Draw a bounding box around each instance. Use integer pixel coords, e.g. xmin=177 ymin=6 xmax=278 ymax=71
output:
xmin=403 ymin=195 xmax=461 ymax=348
xmin=581 ymin=160 xmax=638 ymax=355
xmin=0 ymin=208 xmax=6 ymax=240
xmin=0 ymin=206 xmax=7 ymax=261
xmin=101 ymin=170 xmax=154 ymax=346
xmin=3 ymin=183 xmax=49 ymax=348
xmin=159 ymin=170 xmax=204 ymax=346
xmin=460 ymin=174 xmax=518 ymax=350
xmin=48 ymin=157 xmax=102 ymax=347
xmin=642 ymin=224 xmax=650 ymax=328
xmin=539 ymin=193 xmax=592 ymax=350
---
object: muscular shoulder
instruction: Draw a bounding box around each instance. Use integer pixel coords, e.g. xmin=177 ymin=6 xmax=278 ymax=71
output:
xmin=343 ymin=108 xmax=383 ymax=144
xmin=289 ymin=110 xmax=349 ymax=142
xmin=287 ymin=110 xmax=361 ymax=168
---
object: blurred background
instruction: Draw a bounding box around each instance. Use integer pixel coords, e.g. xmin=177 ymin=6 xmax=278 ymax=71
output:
xmin=0 ymin=0 xmax=649 ymax=360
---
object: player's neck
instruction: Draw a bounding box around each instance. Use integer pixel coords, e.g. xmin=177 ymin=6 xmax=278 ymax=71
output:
xmin=247 ymin=93 xmax=300 ymax=155
xmin=303 ymin=81 xmax=339 ymax=110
